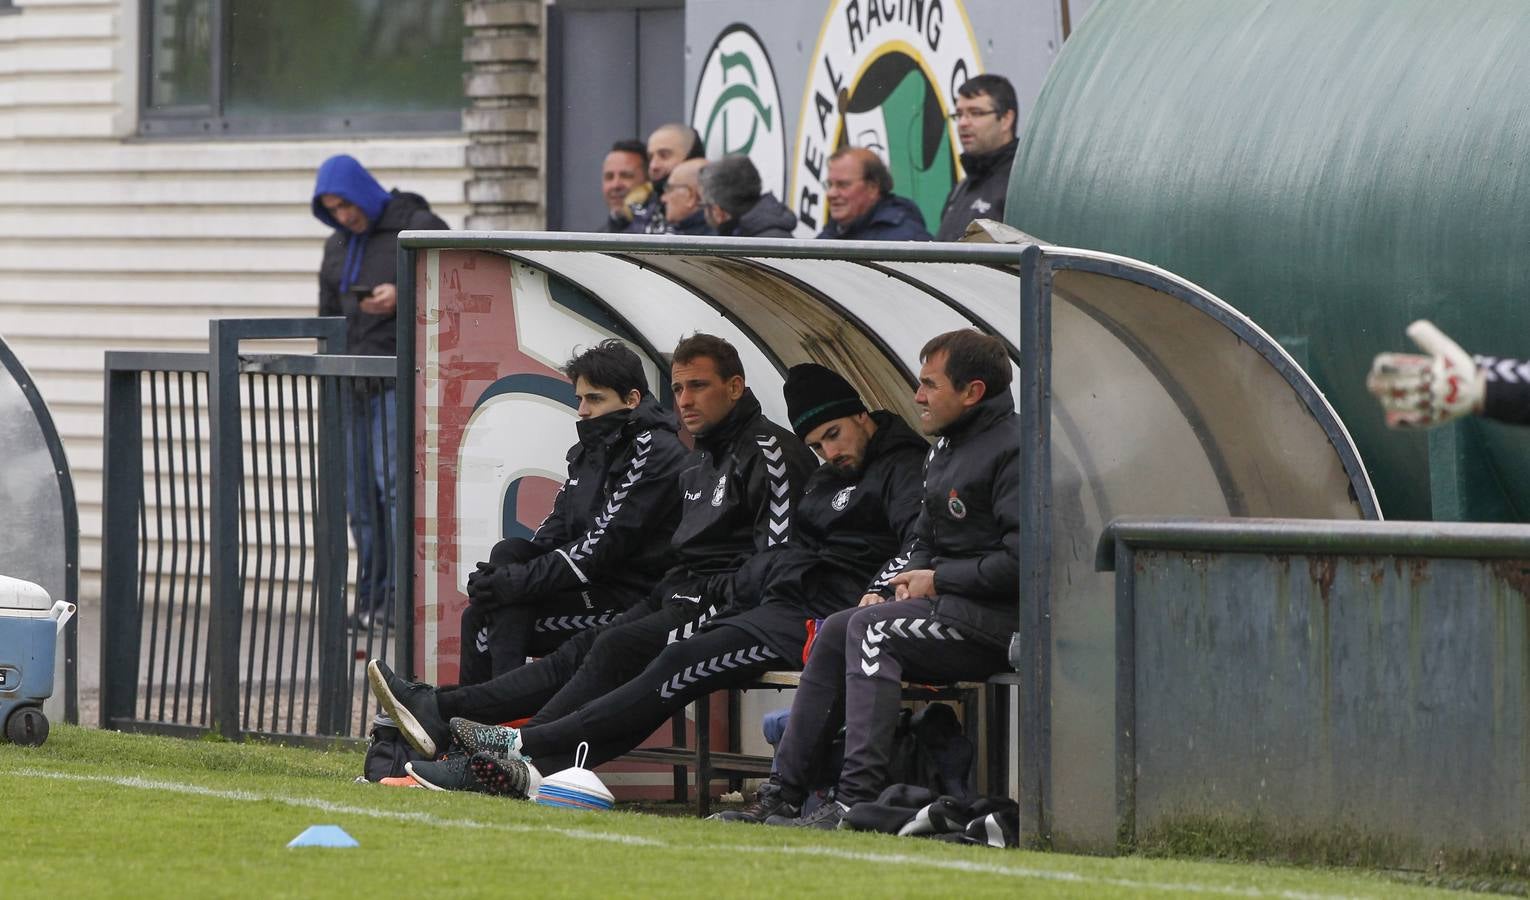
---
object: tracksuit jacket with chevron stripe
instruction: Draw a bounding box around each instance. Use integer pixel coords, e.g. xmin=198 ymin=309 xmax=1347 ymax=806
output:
xmin=517 ymin=394 xmax=688 ymax=601
xmin=1477 ymin=355 xmax=1530 ymax=424
xmin=666 ymin=388 xmax=819 ymax=586
xmin=879 ymin=391 xmax=1021 ymax=648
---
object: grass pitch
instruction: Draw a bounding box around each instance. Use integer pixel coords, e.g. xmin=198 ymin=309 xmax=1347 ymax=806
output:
xmin=0 ymin=727 xmax=1493 ymax=898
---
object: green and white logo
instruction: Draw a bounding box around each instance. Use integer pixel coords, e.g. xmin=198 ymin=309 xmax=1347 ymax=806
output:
xmin=691 ymin=24 xmax=786 ymax=201
xmin=790 ymin=0 xmax=983 ymax=237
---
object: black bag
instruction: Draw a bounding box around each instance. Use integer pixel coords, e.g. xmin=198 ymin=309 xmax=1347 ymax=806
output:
xmin=887 ymin=703 xmax=975 ymax=800
xmin=363 ymin=713 xmax=429 ymax=782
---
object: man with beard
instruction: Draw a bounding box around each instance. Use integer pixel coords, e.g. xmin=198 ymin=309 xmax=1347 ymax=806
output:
xmin=458 ymin=364 xmax=928 ymax=792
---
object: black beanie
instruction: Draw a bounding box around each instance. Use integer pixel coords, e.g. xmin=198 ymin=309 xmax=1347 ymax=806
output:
xmin=784 ymin=363 xmax=866 ymax=439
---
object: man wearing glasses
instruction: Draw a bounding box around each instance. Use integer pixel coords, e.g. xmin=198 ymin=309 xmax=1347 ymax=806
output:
xmin=936 ymin=74 xmax=1020 ymax=242
xmin=817 ymin=147 xmax=933 ymax=242
xmin=659 ymin=157 xmax=715 ymax=236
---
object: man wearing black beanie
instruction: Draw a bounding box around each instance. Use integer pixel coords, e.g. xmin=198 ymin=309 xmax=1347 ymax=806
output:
xmin=447 ymin=362 xmax=931 ymax=790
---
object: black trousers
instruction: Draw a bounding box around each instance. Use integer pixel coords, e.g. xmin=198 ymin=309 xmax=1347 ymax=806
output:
xmin=517 ymin=622 xmax=783 ymax=772
xmin=457 ymin=587 xmax=637 ymax=685
xmin=437 ymin=588 xmax=720 ymax=730
xmin=773 ymin=598 xmax=1008 ymax=806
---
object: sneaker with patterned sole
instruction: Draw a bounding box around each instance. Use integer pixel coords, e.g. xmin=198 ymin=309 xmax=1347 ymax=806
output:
xmin=449 ymin=717 xmax=524 ymax=759
xmin=367 ymin=659 xmax=449 ymax=758
xmin=765 ymin=800 xmax=848 ymax=829
xmin=468 ymin=751 xmax=541 ymax=799
xmin=708 ymin=781 xmax=801 ymax=823
xmin=404 ymin=754 xmax=486 ymax=793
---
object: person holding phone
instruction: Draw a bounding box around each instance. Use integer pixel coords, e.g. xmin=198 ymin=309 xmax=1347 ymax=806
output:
xmin=312 ymin=154 xmax=449 ymax=630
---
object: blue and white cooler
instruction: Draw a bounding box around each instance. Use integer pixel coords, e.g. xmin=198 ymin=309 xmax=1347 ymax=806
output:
xmin=0 ymin=575 xmax=75 ymax=746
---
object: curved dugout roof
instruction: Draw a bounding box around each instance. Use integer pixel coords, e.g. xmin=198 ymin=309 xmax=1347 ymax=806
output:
xmin=405 ymin=232 xmax=1378 ymax=525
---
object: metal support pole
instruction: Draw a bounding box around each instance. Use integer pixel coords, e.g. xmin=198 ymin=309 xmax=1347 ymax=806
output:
xmin=394 ymin=245 xmax=417 ymax=678
xmin=314 ymin=375 xmax=349 ymax=734
xmin=206 ymin=322 xmax=243 ymax=740
xmin=100 ymin=365 xmax=144 ymax=729
xmin=1017 ymin=243 xmax=1054 ymax=848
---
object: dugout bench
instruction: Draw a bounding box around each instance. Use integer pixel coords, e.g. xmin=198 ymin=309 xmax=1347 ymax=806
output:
xmin=621 ymin=670 xmax=1023 ymax=817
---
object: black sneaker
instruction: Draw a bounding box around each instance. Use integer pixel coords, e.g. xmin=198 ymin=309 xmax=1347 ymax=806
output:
xmin=405 ymin=754 xmax=485 ymax=793
xmin=367 ymin=659 xmax=449 ymax=758
xmin=765 ymin=800 xmax=848 ymax=830
xmin=709 ymin=781 xmax=801 ymax=823
xmin=450 ymin=717 xmax=524 ymax=759
xmin=468 ymin=751 xmax=539 ymax=799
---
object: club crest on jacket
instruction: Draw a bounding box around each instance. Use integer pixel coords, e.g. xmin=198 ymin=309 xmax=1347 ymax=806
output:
xmin=832 ymin=485 xmax=856 ymax=511
xmin=947 ymin=489 xmax=967 ymax=519
xmin=712 ymin=474 xmax=728 ymax=507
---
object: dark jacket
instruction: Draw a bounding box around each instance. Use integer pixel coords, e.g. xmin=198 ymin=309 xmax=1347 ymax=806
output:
xmin=880 ymin=393 xmax=1020 ymax=647
xmin=518 ymin=395 xmax=689 ymax=600
xmin=668 ymin=389 xmax=818 ymax=587
xmin=721 ymin=193 xmax=797 ymax=239
xmin=665 ymin=208 xmax=715 ymax=236
xmin=714 ymin=411 xmax=928 ymax=656
xmin=314 ymin=156 xmax=448 ymax=355
xmin=936 ymin=139 xmax=1017 ymax=242
xmin=817 ymin=193 xmax=934 ymax=242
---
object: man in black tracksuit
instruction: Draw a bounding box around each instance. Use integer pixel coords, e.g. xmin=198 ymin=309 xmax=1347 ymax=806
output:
xmin=372 ymin=334 xmax=817 ymax=778
xmin=456 ymin=340 xmax=688 ymax=683
xmin=466 ymin=365 xmax=929 ymax=781
xmin=935 ymin=75 xmax=1019 ymax=242
xmin=731 ymin=328 xmax=1021 ymax=829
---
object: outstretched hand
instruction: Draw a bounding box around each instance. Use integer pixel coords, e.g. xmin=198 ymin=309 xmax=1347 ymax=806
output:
xmin=1366 ymin=320 xmax=1485 ymax=429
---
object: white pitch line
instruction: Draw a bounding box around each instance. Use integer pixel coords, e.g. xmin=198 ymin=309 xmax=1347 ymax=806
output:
xmin=5 ymin=769 xmax=1365 ymax=899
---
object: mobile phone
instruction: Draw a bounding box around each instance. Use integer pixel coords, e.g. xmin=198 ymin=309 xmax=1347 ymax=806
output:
xmin=348 ymin=284 xmax=374 ymax=299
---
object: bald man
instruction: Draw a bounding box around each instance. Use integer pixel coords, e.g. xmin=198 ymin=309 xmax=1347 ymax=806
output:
xmin=626 ymin=123 xmax=704 ymax=234
xmin=660 ymin=158 xmax=715 ymax=236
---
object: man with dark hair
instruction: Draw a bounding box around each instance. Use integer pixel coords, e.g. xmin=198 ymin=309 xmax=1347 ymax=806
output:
xmin=602 ymin=140 xmax=649 ymax=232
xmin=372 ymin=334 xmax=818 ymax=794
xmin=700 ymin=155 xmax=797 ymax=238
xmin=312 ymin=154 xmax=449 ymax=630
xmin=626 ymin=123 xmax=706 ymax=234
xmin=724 ymin=328 xmax=1020 ymax=829
xmin=936 ymin=74 xmax=1020 ymax=242
xmin=455 ymin=339 xmax=688 ymax=684
xmin=457 ymin=364 xmax=928 ymax=791
xmin=817 ymin=148 xmax=933 ymax=242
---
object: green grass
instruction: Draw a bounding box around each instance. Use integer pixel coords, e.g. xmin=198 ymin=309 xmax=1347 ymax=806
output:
xmin=0 ymin=726 xmax=1496 ymax=898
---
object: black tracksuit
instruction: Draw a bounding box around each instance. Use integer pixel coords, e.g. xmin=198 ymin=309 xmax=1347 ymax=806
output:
xmin=514 ymin=412 xmax=929 ymax=772
xmin=459 ymin=396 xmax=688 ymax=681
xmin=935 ymin=140 xmax=1017 ymax=243
xmin=436 ymin=389 xmax=817 ymax=727
xmin=1478 ymin=355 xmax=1530 ymax=424
xmin=775 ymin=392 xmax=1021 ymax=806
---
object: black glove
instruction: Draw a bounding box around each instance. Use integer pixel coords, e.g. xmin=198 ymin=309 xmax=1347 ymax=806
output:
xmin=466 ymin=563 xmax=529 ymax=608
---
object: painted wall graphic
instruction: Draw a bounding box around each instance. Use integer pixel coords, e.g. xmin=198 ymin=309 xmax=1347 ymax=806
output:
xmin=790 ymin=0 xmax=983 ymax=236
xmin=691 ymin=24 xmax=788 ymax=201
xmin=412 ymin=251 xmax=659 ymax=686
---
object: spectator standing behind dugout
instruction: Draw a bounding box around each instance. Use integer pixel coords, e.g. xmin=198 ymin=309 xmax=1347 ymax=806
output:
xmin=601 ymin=140 xmax=648 ymax=232
xmin=312 ymin=154 xmax=448 ymax=630
xmin=720 ymin=329 xmax=1020 ymax=829
xmin=936 ymin=74 xmax=1020 ymax=242
xmin=368 ymin=334 xmax=819 ymax=795
xmin=458 ymin=340 xmax=688 ymax=684
xmin=700 ymin=156 xmax=798 ymax=238
xmin=817 ymin=148 xmax=933 ymax=242
xmin=439 ymin=365 xmax=929 ymax=793
xmin=658 ymin=158 xmax=716 ymax=236
xmin=625 ymin=123 xmax=705 ymax=234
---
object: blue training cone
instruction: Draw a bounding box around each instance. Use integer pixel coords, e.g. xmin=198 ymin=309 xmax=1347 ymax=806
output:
xmin=287 ymin=825 xmax=359 ymax=848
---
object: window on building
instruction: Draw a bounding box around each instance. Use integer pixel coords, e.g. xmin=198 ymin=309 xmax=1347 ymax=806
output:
xmin=140 ymin=0 xmax=467 ymax=137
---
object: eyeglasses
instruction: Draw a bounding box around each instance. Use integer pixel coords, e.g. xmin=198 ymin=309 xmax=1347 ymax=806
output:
xmin=948 ymin=108 xmax=998 ymax=122
xmin=662 ymin=183 xmax=696 ymax=196
xmin=825 ymin=178 xmax=866 ymax=191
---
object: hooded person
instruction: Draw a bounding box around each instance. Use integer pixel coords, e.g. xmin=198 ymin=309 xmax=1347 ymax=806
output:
xmin=312 ymin=154 xmax=449 ymax=628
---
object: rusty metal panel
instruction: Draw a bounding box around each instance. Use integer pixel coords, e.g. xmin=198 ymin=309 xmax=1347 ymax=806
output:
xmin=1107 ymin=518 xmax=1530 ymax=859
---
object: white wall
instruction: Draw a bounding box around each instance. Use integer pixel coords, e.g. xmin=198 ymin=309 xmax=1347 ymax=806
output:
xmin=0 ymin=0 xmax=469 ymax=600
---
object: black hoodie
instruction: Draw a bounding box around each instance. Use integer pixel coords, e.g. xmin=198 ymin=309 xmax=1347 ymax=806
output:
xmin=720 ymin=193 xmax=798 ymax=239
xmin=668 ymin=388 xmax=818 ymax=585
xmin=876 ymin=392 xmax=1021 ymax=647
xmin=516 ymin=394 xmax=689 ymax=600
xmin=317 ymin=189 xmax=448 ymax=355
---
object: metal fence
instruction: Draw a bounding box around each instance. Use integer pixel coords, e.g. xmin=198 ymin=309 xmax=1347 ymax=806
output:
xmin=100 ymin=319 xmax=401 ymax=744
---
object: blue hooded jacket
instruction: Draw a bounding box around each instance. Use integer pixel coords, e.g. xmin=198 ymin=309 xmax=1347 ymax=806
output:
xmin=312 ymin=155 xmax=394 ymax=292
